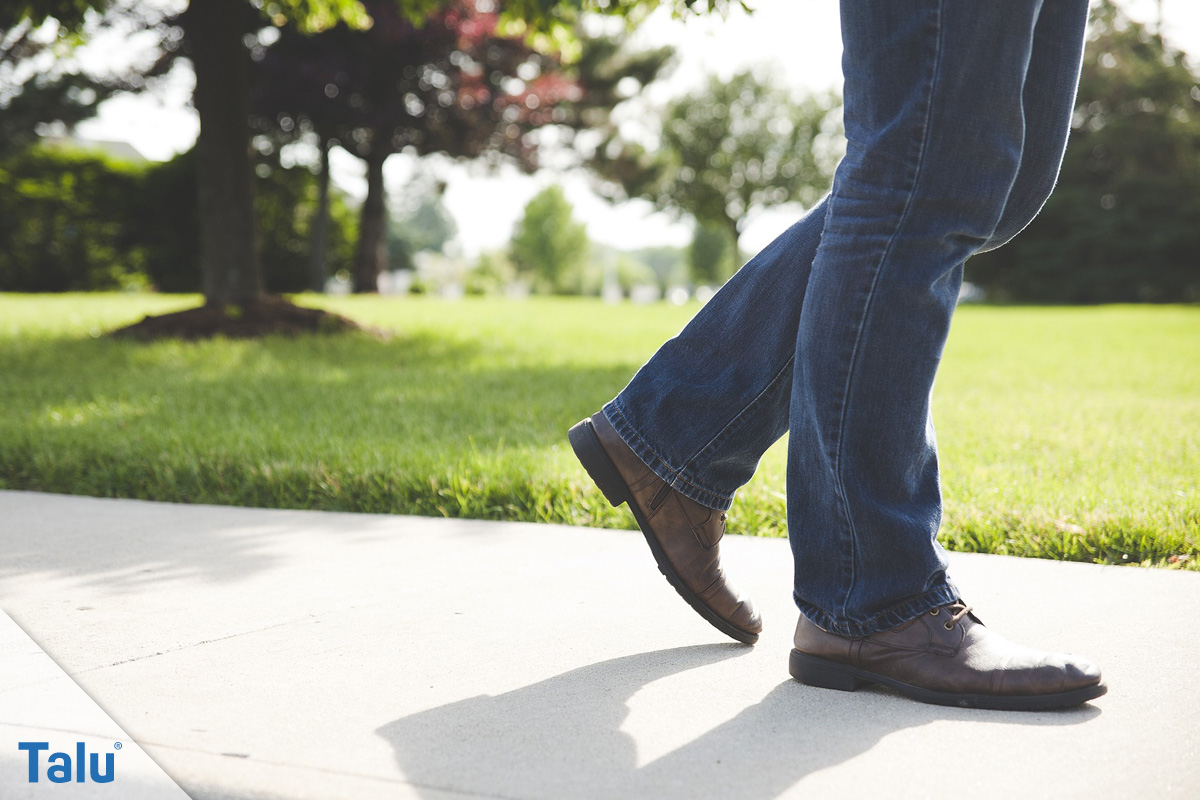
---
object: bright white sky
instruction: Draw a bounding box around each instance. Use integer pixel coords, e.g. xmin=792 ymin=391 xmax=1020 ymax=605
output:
xmin=75 ymin=0 xmax=1200 ymax=257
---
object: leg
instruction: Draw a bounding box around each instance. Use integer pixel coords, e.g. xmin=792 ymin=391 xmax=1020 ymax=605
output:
xmin=569 ymin=196 xmax=828 ymax=644
xmin=787 ymin=0 xmax=1104 ymax=710
xmin=572 ymin=0 xmax=1097 ymax=669
xmin=788 ymin=0 xmax=1089 ymax=637
xmin=982 ymin=0 xmax=1091 ymax=252
xmin=602 ymin=199 xmax=828 ymax=510
xmin=602 ymin=0 xmax=1089 ymax=511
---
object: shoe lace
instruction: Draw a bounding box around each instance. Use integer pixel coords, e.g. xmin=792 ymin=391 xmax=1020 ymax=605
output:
xmin=930 ymin=601 xmax=973 ymax=631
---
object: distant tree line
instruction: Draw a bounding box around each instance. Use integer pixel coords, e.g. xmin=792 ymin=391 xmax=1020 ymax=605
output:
xmin=593 ymin=69 xmax=842 ymax=285
xmin=1 ymin=0 xmax=678 ymax=301
xmin=2 ymin=0 xmax=1198 ymax=304
xmin=1 ymin=0 xmax=723 ymax=335
xmin=0 ymin=144 xmax=357 ymax=293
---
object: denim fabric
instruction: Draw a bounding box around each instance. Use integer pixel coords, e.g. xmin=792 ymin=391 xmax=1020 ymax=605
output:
xmin=603 ymin=0 xmax=1089 ymax=636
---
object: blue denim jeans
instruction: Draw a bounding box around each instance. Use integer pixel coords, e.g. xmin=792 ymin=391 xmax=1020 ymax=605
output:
xmin=602 ymin=0 xmax=1090 ymax=636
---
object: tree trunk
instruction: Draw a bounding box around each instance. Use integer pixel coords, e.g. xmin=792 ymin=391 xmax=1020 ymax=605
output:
xmin=353 ymin=141 xmax=390 ymax=293
xmin=308 ymin=136 xmax=332 ymax=293
xmin=187 ymin=0 xmax=261 ymax=307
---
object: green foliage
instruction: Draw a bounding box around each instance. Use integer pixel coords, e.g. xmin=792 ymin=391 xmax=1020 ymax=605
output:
xmin=257 ymin=0 xmax=747 ymax=39
xmin=587 ymin=243 xmax=686 ymax=291
xmin=0 ymin=145 xmax=143 ymax=291
xmin=0 ymin=73 xmax=120 ymax=159
xmin=255 ymin=154 xmax=358 ymax=292
xmin=4 ymin=0 xmax=718 ymax=309
xmin=689 ymin=219 xmax=736 ymax=284
xmin=6 ymin=0 xmax=364 ymax=34
xmin=128 ymin=149 xmax=200 ymax=293
xmin=486 ymin=0 xmax=747 ymax=60
xmin=263 ymin=0 xmax=372 ymax=31
xmin=253 ymin=0 xmax=653 ymax=293
xmin=510 ymin=184 xmax=590 ymax=294
xmin=466 ymin=251 xmax=516 ymax=295
xmin=388 ymin=180 xmax=457 ymax=272
xmin=0 ymin=143 xmax=355 ymax=292
xmin=595 ymin=71 xmax=840 ymax=248
xmin=1 ymin=0 xmax=111 ymax=30
xmin=2 ymin=3 xmax=176 ymax=160
xmin=967 ymin=1 xmax=1200 ymax=302
xmin=665 ymin=72 xmax=838 ymax=232
xmin=611 ymin=254 xmax=656 ymax=292
xmin=0 ymin=295 xmax=1195 ymax=570
xmin=565 ymin=32 xmax=673 ymax=129
xmin=252 ymin=4 xmax=674 ymax=174
xmin=629 ymin=245 xmax=686 ymax=289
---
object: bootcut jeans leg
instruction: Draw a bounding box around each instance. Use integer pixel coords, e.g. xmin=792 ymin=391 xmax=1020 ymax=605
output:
xmin=602 ymin=0 xmax=1090 ymax=636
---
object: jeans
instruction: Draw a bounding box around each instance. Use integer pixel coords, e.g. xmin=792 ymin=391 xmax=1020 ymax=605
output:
xmin=602 ymin=0 xmax=1090 ymax=637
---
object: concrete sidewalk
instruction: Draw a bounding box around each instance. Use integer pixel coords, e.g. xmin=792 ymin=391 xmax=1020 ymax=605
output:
xmin=1 ymin=490 xmax=1197 ymax=799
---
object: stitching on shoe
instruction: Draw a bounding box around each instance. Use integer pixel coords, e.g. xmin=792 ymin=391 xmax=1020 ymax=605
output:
xmin=697 ymin=574 xmax=724 ymax=599
xmin=628 ymin=472 xmax=661 ymax=493
xmin=674 ymin=494 xmax=719 ymax=550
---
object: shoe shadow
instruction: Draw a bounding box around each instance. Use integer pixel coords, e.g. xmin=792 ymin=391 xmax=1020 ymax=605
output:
xmin=376 ymin=644 xmax=1099 ymax=799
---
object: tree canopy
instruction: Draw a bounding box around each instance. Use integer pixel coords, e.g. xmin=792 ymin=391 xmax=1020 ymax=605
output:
xmin=1 ymin=0 xmax=111 ymax=30
xmin=252 ymin=1 xmax=671 ymax=290
xmin=510 ymin=184 xmax=589 ymax=293
xmin=593 ymin=70 xmax=841 ymax=253
xmin=4 ymin=0 xmax=722 ymax=326
xmin=0 ymin=2 xmax=164 ymax=157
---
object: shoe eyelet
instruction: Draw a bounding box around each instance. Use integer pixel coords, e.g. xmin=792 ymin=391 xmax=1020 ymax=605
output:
xmin=944 ymin=621 xmax=954 ymax=630
xmin=929 ymin=608 xmax=940 ymax=616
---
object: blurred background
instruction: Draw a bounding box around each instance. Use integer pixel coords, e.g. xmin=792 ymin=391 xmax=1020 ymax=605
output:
xmin=3 ymin=0 xmax=1198 ymax=303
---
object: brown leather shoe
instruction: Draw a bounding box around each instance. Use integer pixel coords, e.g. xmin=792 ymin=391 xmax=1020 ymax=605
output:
xmin=790 ymin=601 xmax=1106 ymax=710
xmin=569 ymin=413 xmax=762 ymax=644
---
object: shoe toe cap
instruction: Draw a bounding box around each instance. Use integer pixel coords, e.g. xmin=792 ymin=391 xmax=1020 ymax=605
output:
xmin=717 ymin=582 xmax=762 ymax=636
xmin=736 ymin=597 xmax=763 ymax=636
xmin=1036 ymin=652 xmax=1103 ymax=692
xmin=1061 ymin=655 xmax=1103 ymax=688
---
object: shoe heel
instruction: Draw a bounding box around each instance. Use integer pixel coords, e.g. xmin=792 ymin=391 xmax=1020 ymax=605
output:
xmin=568 ymin=418 xmax=629 ymax=508
xmin=789 ymin=650 xmax=867 ymax=692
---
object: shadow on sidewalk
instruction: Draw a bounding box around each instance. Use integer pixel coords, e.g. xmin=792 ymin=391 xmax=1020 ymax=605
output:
xmin=376 ymin=644 xmax=1100 ymax=799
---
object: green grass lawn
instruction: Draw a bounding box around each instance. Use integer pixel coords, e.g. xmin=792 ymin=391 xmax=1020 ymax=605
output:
xmin=1 ymin=293 xmax=1197 ymax=569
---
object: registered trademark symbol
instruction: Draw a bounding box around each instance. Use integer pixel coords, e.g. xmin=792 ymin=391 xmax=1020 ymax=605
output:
xmin=114 ymin=742 xmax=123 ymax=750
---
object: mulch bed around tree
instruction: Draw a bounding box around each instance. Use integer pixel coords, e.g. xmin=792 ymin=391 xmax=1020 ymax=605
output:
xmin=110 ymin=296 xmax=372 ymax=340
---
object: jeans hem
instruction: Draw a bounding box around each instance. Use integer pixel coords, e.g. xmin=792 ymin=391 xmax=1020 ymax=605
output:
xmin=794 ymin=580 xmax=960 ymax=638
xmin=601 ymin=401 xmax=735 ymax=511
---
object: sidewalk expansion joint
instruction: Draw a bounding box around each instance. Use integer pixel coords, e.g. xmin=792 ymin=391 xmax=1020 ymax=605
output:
xmin=76 ymin=616 xmax=320 ymax=674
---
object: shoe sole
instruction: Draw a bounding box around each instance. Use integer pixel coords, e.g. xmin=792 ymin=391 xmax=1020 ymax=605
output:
xmin=789 ymin=649 xmax=1108 ymax=711
xmin=568 ymin=417 xmax=759 ymax=645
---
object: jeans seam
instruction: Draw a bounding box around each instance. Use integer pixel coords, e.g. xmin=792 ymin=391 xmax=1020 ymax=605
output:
xmin=830 ymin=0 xmax=945 ymax=621
xmin=681 ymin=355 xmax=795 ymax=474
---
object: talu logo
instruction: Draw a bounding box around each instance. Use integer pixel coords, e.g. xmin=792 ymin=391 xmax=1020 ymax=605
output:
xmin=17 ymin=741 xmax=119 ymax=784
